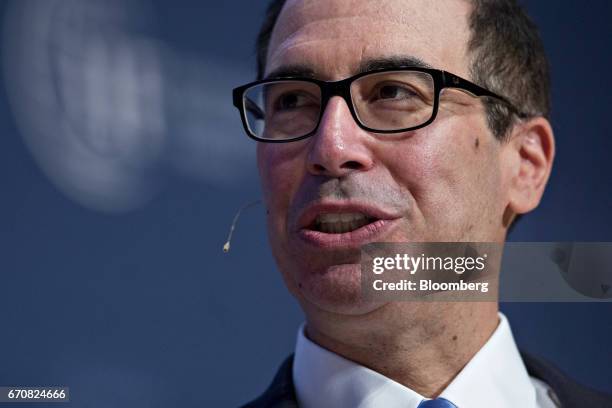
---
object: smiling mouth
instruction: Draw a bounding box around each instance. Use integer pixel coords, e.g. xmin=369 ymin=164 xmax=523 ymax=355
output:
xmin=310 ymin=212 xmax=378 ymax=234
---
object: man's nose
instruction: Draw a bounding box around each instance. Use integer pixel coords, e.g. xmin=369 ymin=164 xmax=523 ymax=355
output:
xmin=306 ymin=96 xmax=374 ymax=177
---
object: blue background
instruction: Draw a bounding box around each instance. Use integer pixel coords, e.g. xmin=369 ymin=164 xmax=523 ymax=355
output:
xmin=0 ymin=1 xmax=610 ymax=407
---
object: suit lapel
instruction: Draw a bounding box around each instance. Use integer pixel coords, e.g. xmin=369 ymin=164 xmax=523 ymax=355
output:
xmin=521 ymin=350 xmax=612 ymax=407
xmin=242 ymin=355 xmax=298 ymax=407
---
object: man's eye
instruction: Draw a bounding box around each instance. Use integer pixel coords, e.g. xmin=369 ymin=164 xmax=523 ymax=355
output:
xmin=375 ymin=84 xmax=418 ymax=101
xmin=275 ymin=92 xmax=312 ymax=111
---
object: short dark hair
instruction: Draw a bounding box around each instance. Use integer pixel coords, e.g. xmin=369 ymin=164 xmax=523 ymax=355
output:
xmin=255 ymin=0 xmax=551 ymax=140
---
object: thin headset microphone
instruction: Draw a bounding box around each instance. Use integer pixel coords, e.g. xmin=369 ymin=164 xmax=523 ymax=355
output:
xmin=223 ymin=199 xmax=262 ymax=253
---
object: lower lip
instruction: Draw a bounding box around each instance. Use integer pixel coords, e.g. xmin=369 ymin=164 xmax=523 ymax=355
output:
xmin=297 ymin=219 xmax=399 ymax=249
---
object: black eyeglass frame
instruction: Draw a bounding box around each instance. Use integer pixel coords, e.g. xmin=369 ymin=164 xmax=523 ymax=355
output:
xmin=232 ymin=66 xmax=527 ymax=143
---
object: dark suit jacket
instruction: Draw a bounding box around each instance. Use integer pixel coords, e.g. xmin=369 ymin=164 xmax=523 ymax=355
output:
xmin=242 ymin=352 xmax=612 ymax=408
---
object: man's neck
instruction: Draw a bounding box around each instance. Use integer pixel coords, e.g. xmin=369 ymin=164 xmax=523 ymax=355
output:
xmin=303 ymin=302 xmax=499 ymax=397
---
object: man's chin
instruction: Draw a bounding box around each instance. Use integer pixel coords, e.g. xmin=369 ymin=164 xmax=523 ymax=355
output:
xmin=295 ymin=263 xmax=387 ymax=316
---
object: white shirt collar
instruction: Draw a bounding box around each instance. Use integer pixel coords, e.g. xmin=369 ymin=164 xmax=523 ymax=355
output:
xmin=293 ymin=313 xmax=538 ymax=408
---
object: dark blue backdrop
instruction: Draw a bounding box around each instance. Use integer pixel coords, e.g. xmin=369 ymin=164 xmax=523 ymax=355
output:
xmin=0 ymin=1 xmax=610 ymax=407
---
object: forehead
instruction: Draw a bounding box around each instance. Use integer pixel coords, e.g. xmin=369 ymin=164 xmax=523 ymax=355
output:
xmin=266 ymin=0 xmax=473 ymax=80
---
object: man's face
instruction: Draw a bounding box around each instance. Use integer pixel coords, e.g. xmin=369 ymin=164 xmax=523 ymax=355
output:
xmin=258 ymin=0 xmax=512 ymax=314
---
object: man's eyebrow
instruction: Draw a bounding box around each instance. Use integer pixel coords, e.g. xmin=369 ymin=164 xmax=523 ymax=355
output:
xmin=264 ymin=56 xmax=433 ymax=80
xmin=357 ymin=56 xmax=433 ymax=74
xmin=264 ymin=64 xmax=317 ymax=80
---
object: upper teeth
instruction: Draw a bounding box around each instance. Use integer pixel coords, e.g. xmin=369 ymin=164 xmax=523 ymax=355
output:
xmin=313 ymin=212 xmax=373 ymax=234
xmin=316 ymin=213 xmax=367 ymax=223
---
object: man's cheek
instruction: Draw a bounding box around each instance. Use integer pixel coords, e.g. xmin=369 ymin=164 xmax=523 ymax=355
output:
xmin=258 ymin=147 xmax=285 ymax=203
xmin=257 ymin=146 xmax=303 ymax=232
xmin=382 ymin=139 xmax=451 ymax=205
xmin=258 ymin=144 xmax=302 ymax=189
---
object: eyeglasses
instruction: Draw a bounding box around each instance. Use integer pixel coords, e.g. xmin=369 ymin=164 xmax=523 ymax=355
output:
xmin=232 ymin=66 xmax=526 ymax=143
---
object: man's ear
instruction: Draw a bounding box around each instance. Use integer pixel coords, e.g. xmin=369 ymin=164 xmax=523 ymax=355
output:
xmin=505 ymin=116 xmax=555 ymax=218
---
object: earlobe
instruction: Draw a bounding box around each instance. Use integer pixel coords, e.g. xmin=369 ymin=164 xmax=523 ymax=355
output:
xmin=506 ymin=117 xmax=555 ymax=216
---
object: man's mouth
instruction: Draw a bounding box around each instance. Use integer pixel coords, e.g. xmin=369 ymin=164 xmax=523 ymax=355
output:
xmin=296 ymin=202 xmax=400 ymax=248
xmin=311 ymin=212 xmax=378 ymax=234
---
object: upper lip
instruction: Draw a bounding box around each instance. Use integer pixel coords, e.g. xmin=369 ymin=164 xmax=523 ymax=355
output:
xmin=297 ymin=201 xmax=400 ymax=230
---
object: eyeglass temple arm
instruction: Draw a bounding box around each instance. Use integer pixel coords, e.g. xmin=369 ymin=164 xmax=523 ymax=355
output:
xmin=441 ymin=71 xmax=529 ymax=118
xmin=244 ymin=97 xmax=265 ymax=120
xmin=233 ymin=87 xmax=266 ymax=120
